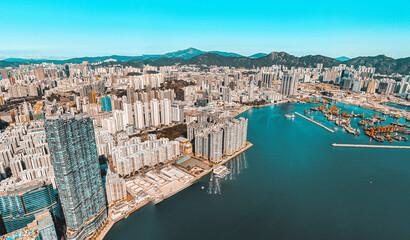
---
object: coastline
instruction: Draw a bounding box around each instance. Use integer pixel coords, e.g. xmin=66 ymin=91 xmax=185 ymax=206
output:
xmin=337 ymin=99 xmax=410 ymax=119
xmin=97 ymin=99 xmax=408 ymax=240
xmin=155 ymin=141 xmax=253 ymax=204
xmin=234 ymin=100 xmax=290 ymax=117
xmin=92 ymin=199 xmax=151 ymax=240
xmin=96 ymin=142 xmax=253 ymax=240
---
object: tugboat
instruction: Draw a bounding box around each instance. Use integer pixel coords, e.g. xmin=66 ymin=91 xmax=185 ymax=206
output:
xmin=284 ymin=114 xmax=295 ymax=119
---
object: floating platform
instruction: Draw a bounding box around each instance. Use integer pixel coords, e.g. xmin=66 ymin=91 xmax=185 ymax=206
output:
xmin=332 ymin=143 xmax=410 ymax=149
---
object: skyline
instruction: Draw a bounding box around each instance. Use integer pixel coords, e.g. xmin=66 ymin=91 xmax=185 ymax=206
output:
xmin=1 ymin=46 xmax=410 ymax=61
xmin=0 ymin=0 xmax=409 ymax=59
xmin=1 ymin=15 xmax=410 ymax=239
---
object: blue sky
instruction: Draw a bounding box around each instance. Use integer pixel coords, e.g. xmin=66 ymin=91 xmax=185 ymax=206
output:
xmin=0 ymin=0 xmax=409 ymax=59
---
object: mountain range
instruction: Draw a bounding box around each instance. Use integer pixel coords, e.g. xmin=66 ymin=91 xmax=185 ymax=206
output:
xmin=1 ymin=48 xmax=409 ymax=75
xmin=1 ymin=48 xmax=249 ymax=64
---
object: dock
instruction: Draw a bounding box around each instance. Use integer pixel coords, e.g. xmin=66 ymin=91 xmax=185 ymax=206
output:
xmin=332 ymin=143 xmax=410 ymax=149
xmin=294 ymin=112 xmax=334 ymax=133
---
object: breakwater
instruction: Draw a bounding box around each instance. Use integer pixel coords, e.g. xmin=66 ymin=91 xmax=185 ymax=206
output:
xmin=332 ymin=143 xmax=410 ymax=149
xmin=294 ymin=112 xmax=335 ymax=133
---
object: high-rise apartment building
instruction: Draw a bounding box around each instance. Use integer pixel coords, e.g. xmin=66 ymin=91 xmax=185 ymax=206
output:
xmin=190 ymin=117 xmax=248 ymax=163
xmin=160 ymin=99 xmax=171 ymax=126
xmin=0 ymin=69 xmax=8 ymax=80
xmin=44 ymin=114 xmax=107 ymax=240
xmin=34 ymin=67 xmax=46 ymax=81
xmin=261 ymin=72 xmax=276 ymax=88
xmin=126 ymin=86 xmax=135 ymax=104
xmin=209 ymin=129 xmax=223 ymax=163
xmin=105 ymin=170 xmax=127 ymax=206
xmin=134 ymin=101 xmax=145 ymax=129
xmin=150 ymin=99 xmax=160 ymax=127
xmin=222 ymin=87 xmax=231 ymax=102
xmin=101 ymin=96 xmax=112 ymax=112
xmin=280 ymin=74 xmax=298 ymax=96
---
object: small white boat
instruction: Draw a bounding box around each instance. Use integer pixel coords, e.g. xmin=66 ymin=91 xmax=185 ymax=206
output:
xmin=213 ymin=166 xmax=231 ymax=178
xmin=284 ymin=114 xmax=295 ymax=119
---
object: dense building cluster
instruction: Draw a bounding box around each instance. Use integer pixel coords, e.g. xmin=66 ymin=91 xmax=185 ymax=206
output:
xmin=0 ymin=54 xmax=408 ymax=240
xmin=0 ymin=121 xmax=54 ymax=182
xmin=188 ymin=116 xmax=248 ymax=163
xmin=112 ymin=134 xmax=180 ymax=177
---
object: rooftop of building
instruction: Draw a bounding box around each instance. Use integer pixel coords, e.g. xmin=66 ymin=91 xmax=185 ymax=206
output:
xmin=0 ymin=179 xmax=51 ymax=196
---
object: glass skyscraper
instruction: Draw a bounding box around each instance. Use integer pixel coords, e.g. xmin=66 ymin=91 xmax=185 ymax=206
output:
xmin=44 ymin=114 xmax=107 ymax=240
xmin=0 ymin=181 xmax=61 ymax=234
xmin=101 ymin=96 xmax=112 ymax=112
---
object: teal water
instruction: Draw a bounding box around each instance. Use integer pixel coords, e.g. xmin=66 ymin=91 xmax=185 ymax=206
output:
xmin=385 ymin=103 xmax=410 ymax=112
xmin=105 ymin=103 xmax=410 ymax=240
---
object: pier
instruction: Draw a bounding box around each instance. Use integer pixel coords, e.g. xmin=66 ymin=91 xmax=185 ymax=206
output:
xmin=332 ymin=143 xmax=410 ymax=149
xmin=294 ymin=112 xmax=335 ymax=133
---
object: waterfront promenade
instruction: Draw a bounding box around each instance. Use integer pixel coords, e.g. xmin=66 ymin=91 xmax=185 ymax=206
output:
xmin=96 ymin=142 xmax=253 ymax=240
xmin=155 ymin=141 xmax=253 ymax=204
xmin=234 ymin=106 xmax=253 ymax=117
xmin=332 ymin=143 xmax=410 ymax=149
xmin=294 ymin=112 xmax=335 ymax=133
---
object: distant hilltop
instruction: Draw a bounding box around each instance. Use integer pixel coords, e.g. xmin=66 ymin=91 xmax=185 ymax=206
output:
xmin=335 ymin=56 xmax=350 ymax=61
xmin=1 ymin=48 xmax=409 ymax=75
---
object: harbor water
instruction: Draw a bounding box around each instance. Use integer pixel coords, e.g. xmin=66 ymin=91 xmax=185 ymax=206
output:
xmin=105 ymin=103 xmax=410 ymax=240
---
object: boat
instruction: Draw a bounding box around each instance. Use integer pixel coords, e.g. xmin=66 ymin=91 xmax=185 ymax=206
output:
xmin=304 ymin=109 xmax=312 ymax=114
xmin=372 ymin=135 xmax=384 ymax=142
xmin=345 ymin=126 xmax=356 ymax=135
xmin=213 ymin=166 xmax=231 ymax=178
xmin=284 ymin=114 xmax=295 ymax=119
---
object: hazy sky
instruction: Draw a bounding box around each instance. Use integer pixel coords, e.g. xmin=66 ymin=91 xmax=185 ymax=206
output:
xmin=0 ymin=0 xmax=409 ymax=59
